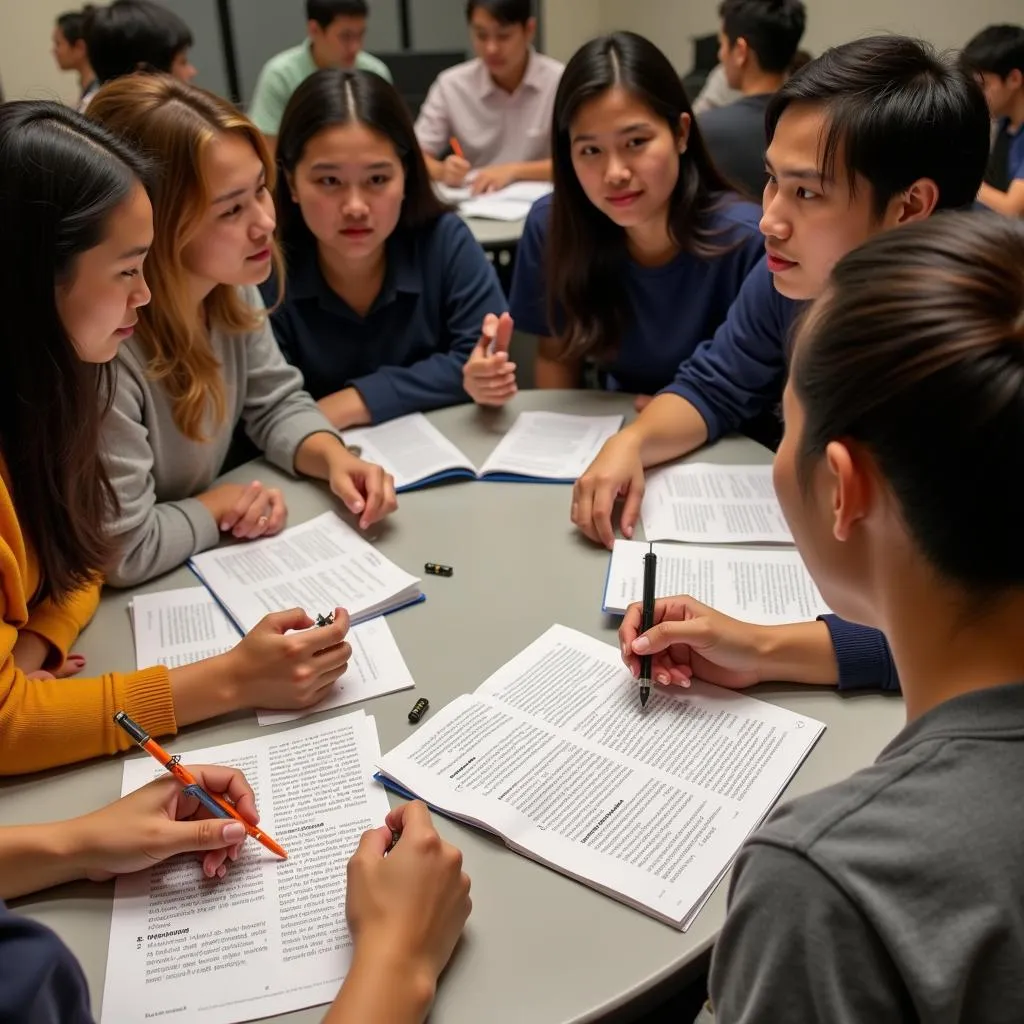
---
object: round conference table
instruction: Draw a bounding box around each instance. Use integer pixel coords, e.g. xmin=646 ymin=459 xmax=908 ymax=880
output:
xmin=0 ymin=391 xmax=905 ymax=1024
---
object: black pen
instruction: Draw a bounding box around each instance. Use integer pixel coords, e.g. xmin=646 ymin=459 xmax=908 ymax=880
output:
xmin=639 ymin=542 xmax=657 ymax=707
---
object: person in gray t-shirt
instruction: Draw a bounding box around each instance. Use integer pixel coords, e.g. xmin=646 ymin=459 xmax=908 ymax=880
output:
xmin=699 ymin=0 xmax=806 ymax=199
xmin=626 ymin=213 xmax=1024 ymax=1021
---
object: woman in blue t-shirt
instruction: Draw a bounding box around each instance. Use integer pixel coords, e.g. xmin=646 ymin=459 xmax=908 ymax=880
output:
xmin=462 ymin=31 xmax=765 ymax=406
xmin=263 ymin=69 xmax=508 ymax=430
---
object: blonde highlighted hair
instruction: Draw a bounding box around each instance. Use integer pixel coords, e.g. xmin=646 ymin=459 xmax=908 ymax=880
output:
xmin=88 ymin=74 xmax=284 ymax=440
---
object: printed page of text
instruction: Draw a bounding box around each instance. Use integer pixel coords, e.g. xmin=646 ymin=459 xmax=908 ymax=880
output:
xmin=642 ymin=464 xmax=793 ymax=544
xmin=604 ymin=540 xmax=830 ymax=623
xmin=101 ymin=712 xmax=388 ymax=1024
xmin=132 ymin=588 xmax=242 ymax=669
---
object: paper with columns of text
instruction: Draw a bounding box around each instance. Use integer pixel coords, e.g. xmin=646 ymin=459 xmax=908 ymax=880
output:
xmin=603 ymin=540 xmax=830 ymax=622
xmin=376 ymin=625 xmax=824 ymax=930
xmin=641 ymin=464 xmax=794 ymax=544
xmin=100 ymin=711 xmax=388 ymax=1024
xmin=189 ymin=512 xmax=423 ymax=632
xmin=130 ymin=587 xmax=415 ymax=725
xmin=343 ymin=411 xmax=624 ymax=490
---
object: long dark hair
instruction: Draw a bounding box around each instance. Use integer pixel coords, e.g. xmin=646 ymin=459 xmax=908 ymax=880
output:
xmin=549 ymin=32 xmax=736 ymax=363
xmin=275 ymin=69 xmax=449 ymax=260
xmin=0 ymin=101 xmax=150 ymax=602
xmin=794 ymin=212 xmax=1024 ymax=594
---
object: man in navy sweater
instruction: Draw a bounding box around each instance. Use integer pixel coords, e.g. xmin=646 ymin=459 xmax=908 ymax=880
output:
xmin=574 ymin=36 xmax=991 ymax=694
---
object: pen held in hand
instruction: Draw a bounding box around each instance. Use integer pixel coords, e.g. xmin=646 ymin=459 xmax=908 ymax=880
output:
xmin=639 ymin=543 xmax=657 ymax=708
xmin=113 ymin=711 xmax=288 ymax=860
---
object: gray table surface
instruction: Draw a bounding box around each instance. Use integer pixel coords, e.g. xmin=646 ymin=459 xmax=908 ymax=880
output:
xmin=0 ymin=391 xmax=905 ymax=1024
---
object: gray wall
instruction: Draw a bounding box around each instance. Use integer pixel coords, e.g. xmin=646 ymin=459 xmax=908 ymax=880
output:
xmin=159 ymin=0 xmax=230 ymax=98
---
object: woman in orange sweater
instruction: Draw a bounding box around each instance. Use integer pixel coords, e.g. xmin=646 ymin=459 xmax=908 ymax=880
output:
xmin=0 ymin=101 xmax=353 ymax=775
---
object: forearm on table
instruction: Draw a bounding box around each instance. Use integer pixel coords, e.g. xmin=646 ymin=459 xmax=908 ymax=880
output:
xmin=753 ymin=620 xmax=839 ymax=686
xmin=169 ymin=652 xmax=247 ymax=727
xmin=293 ymin=429 xmax=355 ymax=481
xmin=507 ymin=158 xmax=552 ymax=182
xmin=11 ymin=630 xmax=49 ymax=673
xmin=317 ymin=388 xmax=372 ymax=431
xmin=324 ymin=950 xmax=435 ymax=1024
xmin=624 ymin=393 xmax=710 ymax=467
xmin=0 ymin=822 xmax=85 ymax=900
xmin=424 ymin=152 xmax=445 ymax=181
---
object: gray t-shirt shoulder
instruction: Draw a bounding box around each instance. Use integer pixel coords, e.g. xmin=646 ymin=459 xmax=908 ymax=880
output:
xmin=709 ymin=681 xmax=1024 ymax=1023
xmin=698 ymin=94 xmax=773 ymax=201
xmin=100 ymin=285 xmax=335 ymax=587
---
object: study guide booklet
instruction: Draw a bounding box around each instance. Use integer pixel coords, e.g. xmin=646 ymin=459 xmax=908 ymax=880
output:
xmin=642 ymin=464 xmax=794 ymax=544
xmin=436 ymin=180 xmax=553 ymax=220
xmin=603 ymin=540 xmax=831 ymax=624
xmin=376 ymin=625 xmax=825 ymax=930
xmin=100 ymin=711 xmax=389 ymax=1024
xmin=129 ymin=587 xmax=415 ymax=725
xmin=342 ymin=411 xmax=624 ymax=490
xmin=189 ymin=512 xmax=423 ymax=632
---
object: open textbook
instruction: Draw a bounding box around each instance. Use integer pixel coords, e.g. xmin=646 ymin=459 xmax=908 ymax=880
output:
xmin=101 ymin=712 xmax=389 ymax=1024
xmin=376 ymin=625 xmax=824 ymax=930
xmin=436 ymin=180 xmax=553 ymax=220
xmin=342 ymin=411 xmax=624 ymax=490
xmin=603 ymin=540 xmax=831 ymax=623
xmin=129 ymin=587 xmax=415 ymax=726
xmin=189 ymin=512 xmax=423 ymax=632
xmin=642 ymin=464 xmax=793 ymax=544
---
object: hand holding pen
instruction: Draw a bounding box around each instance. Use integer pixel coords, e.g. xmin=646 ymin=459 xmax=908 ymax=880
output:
xmin=114 ymin=712 xmax=287 ymax=860
xmin=442 ymin=135 xmax=471 ymax=186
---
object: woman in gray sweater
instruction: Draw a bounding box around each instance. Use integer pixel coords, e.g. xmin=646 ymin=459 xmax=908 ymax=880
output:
xmin=89 ymin=74 xmax=397 ymax=587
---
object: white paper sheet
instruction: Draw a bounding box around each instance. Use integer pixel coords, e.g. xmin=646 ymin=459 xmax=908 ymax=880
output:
xmin=642 ymin=464 xmax=793 ymax=543
xmin=101 ymin=712 xmax=389 ymax=1024
xmin=376 ymin=625 xmax=824 ymax=929
xmin=131 ymin=587 xmax=242 ymax=669
xmin=603 ymin=540 xmax=831 ymax=623
xmin=189 ymin=512 xmax=422 ymax=632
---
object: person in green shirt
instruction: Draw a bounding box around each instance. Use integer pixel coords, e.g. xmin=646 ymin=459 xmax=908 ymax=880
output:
xmin=248 ymin=0 xmax=392 ymax=153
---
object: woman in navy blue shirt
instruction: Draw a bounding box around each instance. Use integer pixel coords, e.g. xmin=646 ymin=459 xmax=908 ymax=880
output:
xmin=263 ymin=69 xmax=508 ymax=429
xmin=463 ymin=32 xmax=765 ymax=404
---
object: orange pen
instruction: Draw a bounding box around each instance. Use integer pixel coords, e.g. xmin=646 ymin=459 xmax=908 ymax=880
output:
xmin=113 ymin=711 xmax=288 ymax=860
xmin=449 ymin=135 xmax=466 ymax=159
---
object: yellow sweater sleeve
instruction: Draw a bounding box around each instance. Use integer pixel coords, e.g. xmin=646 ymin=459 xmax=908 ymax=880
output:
xmin=23 ymin=580 xmax=101 ymax=669
xmin=0 ymin=612 xmax=178 ymax=776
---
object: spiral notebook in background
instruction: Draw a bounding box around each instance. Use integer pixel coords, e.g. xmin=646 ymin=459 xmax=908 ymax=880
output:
xmin=375 ymin=624 xmax=825 ymax=930
xmin=342 ymin=411 xmax=623 ymax=491
xmin=189 ymin=512 xmax=423 ymax=632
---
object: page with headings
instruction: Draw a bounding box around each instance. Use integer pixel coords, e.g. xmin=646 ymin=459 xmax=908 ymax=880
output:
xmin=100 ymin=712 xmax=388 ymax=1024
xmin=642 ymin=464 xmax=793 ymax=543
xmin=479 ymin=412 xmax=624 ymax=481
xmin=603 ymin=540 xmax=830 ymax=622
xmin=377 ymin=625 xmax=823 ymax=928
xmin=189 ymin=512 xmax=422 ymax=631
xmin=341 ymin=413 xmax=476 ymax=491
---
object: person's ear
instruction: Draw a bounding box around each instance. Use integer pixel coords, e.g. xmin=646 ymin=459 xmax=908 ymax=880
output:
xmin=886 ymin=178 xmax=940 ymax=227
xmin=677 ymin=112 xmax=692 ymax=154
xmin=734 ymin=37 xmax=750 ymax=68
xmin=825 ymin=440 xmax=870 ymax=543
xmin=285 ymin=169 xmax=298 ymax=204
xmin=523 ymin=17 xmax=537 ymax=47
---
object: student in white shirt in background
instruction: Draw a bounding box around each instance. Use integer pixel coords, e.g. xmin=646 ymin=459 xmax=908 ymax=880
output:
xmin=415 ymin=0 xmax=563 ymax=194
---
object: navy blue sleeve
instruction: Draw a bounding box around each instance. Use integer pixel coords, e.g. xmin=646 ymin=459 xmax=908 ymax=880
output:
xmin=508 ymin=195 xmax=554 ymax=337
xmin=0 ymin=903 xmax=93 ymax=1024
xmin=658 ymin=256 xmax=795 ymax=441
xmin=820 ymin=615 xmax=901 ymax=693
xmin=351 ymin=216 xmax=508 ymax=422
xmin=260 ymin=274 xmax=299 ymax=366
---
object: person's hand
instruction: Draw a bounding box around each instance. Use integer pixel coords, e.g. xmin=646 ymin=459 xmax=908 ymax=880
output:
xmin=70 ymin=765 xmax=259 ymax=882
xmin=619 ymin=595 xmax=765 ymax=690
xmin=25 ymin=654 xmax=86 ymax=681
xmin=463 ymin=312 xmax=517 ymax=406
xmin=219 ymin=480 xmax=287 ymax=539
xmin=442 ymin=154 xmax=471 ymax=187
xmin=347 ymin=802 xmax=471 ymax=989
xmin=571 ymin=432 xmax=646 ymax=548
xmin=469 ymin=164 xmax=518 ymax=194
xmin=634 ymin=394 xmax=653 ymax=413
xmin=198 ymin=481 xmax=287 ymax=540
xmin=328 ymin=453 xmax=398 ymax=531
xmin=224 ymin=607 xmax=353 ymax=709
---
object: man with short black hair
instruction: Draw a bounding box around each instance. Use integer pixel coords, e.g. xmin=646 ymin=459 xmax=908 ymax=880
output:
xmin=415 ymin=0 xmax=563 ymax=194
xmin=85 ymin=0 xmax=196 ymax=88
xmin=699 ymin=0 xmax=806 ymax=198
xmin=52 ymin=7 xmax=98 ymax=110
xmin=962 ymin=24 xmax=1024 ymax=216
xmin=248 ymin=0 xmax=392 ymax=152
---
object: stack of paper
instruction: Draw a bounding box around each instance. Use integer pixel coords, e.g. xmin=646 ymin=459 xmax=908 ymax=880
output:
xmin=189 ymin=512 xmax=423 ymax=632
xmin=376 ymin=625 xmax=825 ymax=930
xmin=101 ymin=712 xmax=389 ymax=1024
xmin=642 ymin=464 xmax=793 ymax=544
xmin=342 ymin=411 xmax=624 ymax=490
xmin=437 ymin=180 xmax=553 ymax=220
xmin=129 ymin=587 xmax=415 ymax=725
xmin=603 ymin=540 xmax=830 ymax=622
